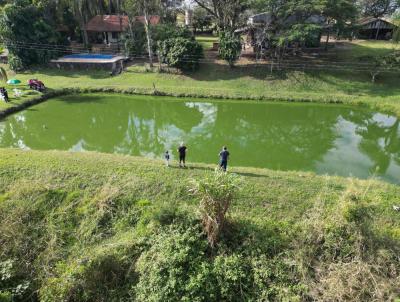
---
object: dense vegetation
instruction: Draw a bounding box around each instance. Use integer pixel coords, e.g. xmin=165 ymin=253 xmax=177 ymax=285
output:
xmin=0 ymin=0 xmax=66 ymax=70
xmin=0 ymin=149 xmax=399 ymax=301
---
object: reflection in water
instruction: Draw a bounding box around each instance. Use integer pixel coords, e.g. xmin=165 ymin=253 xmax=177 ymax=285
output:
xmin=0 ymin=94 xmax=399 ymax=183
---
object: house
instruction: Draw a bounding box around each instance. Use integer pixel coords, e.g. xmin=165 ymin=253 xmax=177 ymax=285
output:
xmin=356 ymin=17 xmax=398 ymax=40
xmin=236 ymin=12 xmax=326 ymax=54
xmin=85 ymin=15 xmax=161 ymax=44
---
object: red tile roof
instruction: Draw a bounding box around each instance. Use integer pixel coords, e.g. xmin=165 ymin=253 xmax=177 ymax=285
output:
xmin=134 ymin=15 xmax=161 ymax=26
xmin=85 ymin=15 xmax=160 ymax=32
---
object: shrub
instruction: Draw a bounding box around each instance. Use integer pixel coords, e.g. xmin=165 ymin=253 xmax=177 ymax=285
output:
xmin=134 ymin=226 xmax=256 ymax=302
xmin=158 ymin=37 xmax=203 ymax=71
xmin=152 ymin=24 xmax=193 ymax=44
xmin=0 ymin=291 xmax=12 ymax=302
xmin=190 ymin=170 xmax=240 ymax=248
xmin=7 ymin=54 xmax=24 ymax=71
xmin=218 ymin=31 xmax=242 ymax=67
xmin=134 ymin=226 xmax=214 ymax=301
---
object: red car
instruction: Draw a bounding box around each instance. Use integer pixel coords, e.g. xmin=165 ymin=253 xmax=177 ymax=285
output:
xmin=28 ymin=79 xmax=46 ymax=92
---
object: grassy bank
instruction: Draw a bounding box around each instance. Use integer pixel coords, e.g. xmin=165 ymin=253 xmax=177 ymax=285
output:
xmin=0 ymin=62 xmax=400 ymax=116
xmin=0 ymin=40 xmax=399 ymax=117
xmin=0 ymin=149 xmax=399 ymax=301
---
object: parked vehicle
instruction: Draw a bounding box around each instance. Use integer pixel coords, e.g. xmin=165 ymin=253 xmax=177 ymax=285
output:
xmin=28 ymin=79 xmax=46 ymax=92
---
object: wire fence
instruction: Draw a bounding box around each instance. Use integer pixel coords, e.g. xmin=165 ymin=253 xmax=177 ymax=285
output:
xmin=1 ymin=38 xmax=400 ymax=74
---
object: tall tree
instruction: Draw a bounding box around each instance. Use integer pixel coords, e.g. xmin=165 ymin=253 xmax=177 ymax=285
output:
xmin=124 ymin=0 xmax=161 ymax=67
xmin=358 ymin=0 xmax=400 ymax=17
xmin=192 ymin=0 xmax=248 ymax=30
xmin=76 ymin=0 xmax=100 ymax=46
xmin=322 ymin=0 xmax=358 ymax=50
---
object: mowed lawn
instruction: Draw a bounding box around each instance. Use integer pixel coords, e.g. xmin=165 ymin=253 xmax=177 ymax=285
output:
xmin=195 ymin=35 xmax=218 ymax=50
xmin=0 ymin=39 xmax=399 ymax=115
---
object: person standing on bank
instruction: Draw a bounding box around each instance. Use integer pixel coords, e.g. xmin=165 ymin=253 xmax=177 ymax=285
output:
xmin=177 ymin=142 xmax=187 ymax=168
xmin=164 ymin=150 xmax=170 ymax=167
xmin=219 ymin=146 xmax=230 ymax=172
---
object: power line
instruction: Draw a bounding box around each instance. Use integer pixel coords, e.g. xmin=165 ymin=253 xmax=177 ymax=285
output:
xmin=2 ymin=39 xmax=400 ymax=73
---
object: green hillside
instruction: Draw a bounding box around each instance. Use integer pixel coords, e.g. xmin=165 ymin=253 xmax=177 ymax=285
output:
xmin=0 ymin=149 xmax=399 ymax=301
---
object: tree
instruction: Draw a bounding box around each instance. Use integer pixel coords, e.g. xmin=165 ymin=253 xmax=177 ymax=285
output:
xmin=192 ymin=0 xmax=248 ymax=30
xmin=124 ymin=0 xmax=161 ymax=67
xmin=322 ymin=0 xmax=358 ymax=50
xmin=361 ymin=51 xmax=400 ymax=82
xmin=68 ymin=0 xmax=103 ymax=47
xmin=218 ymin=31 xmax=242 ymax=67
xmin=247 ymin=0 xmax=328 ymax=60
xmin=358 ymin=0 xmax=400 ymax=17
xmin=393 ymin=14 xmax=400 ymax=44
xmin=0 ymin=0 xmax=64 ymax=70
xmin=192 ymin=6 xmax=213 ymax=33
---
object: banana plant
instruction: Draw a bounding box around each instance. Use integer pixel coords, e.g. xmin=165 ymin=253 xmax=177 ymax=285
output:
xmin=0 ymin=67 xmax=8 ymax=83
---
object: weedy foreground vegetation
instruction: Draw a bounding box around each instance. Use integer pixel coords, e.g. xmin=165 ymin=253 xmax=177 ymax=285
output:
xmin=0 ymin=149 xmax=399 ymax=301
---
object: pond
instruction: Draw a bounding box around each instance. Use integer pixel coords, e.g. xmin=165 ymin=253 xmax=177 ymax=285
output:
xmin=0 ymin=94 xmax=399 ymax=184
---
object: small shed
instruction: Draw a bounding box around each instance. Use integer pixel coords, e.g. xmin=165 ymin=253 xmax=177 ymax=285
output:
xmin=356 ymin=17 xmax=398 ymax=40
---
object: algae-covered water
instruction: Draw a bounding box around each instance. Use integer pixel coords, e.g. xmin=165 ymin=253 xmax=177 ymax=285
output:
xmin=0 ymin=94 xmax=399 ymax=183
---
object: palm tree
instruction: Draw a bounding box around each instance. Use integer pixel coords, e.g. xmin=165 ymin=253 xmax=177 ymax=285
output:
xmin=55 ymin=0 xmax=105 ymax=47
xmin=0 ymin=67 xmax=8 ymax=83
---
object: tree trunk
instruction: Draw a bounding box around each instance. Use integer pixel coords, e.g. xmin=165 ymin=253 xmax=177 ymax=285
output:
xmin=325 ymin=29 xmax=330 ymax=51
xmin=371 ymin=71 xmax=379 ymax=83
xmin=81 ymin=20 xmax=89 ymax=48
xmin=109 ymin=0 xmax=113 ymax=14
xmin=117 ymin=0 xmax=122 ymax=53
xmin=144 ymin=10 xmax=153 ymax=67
xmin=79 ymin=12 xmax=89 ymax=48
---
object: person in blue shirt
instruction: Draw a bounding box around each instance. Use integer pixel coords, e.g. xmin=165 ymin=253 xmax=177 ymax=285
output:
xmin=219 ymin=146 xmax=230 ymax=172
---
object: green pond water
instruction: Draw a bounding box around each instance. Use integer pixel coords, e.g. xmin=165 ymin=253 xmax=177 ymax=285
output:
xmin=0 ymin=94 xmax=399 ymax=183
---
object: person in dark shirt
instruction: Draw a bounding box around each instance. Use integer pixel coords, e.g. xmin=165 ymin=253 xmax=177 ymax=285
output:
xmin=0 ymin=87 xmax=8 ymax=102
xmin=219 ymin=146 xmax=230 ymax=172
xmin=177 ymin=143 xmax=187 ymax=168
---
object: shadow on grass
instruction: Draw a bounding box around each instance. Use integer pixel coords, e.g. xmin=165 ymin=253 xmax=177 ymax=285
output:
xmin=22 ymin=68 xmax=111 ymax=80
xmin=168 ymin=164 xmax=268 ymax=179
xmin=54 ymin=94 xmax=108 ymax=104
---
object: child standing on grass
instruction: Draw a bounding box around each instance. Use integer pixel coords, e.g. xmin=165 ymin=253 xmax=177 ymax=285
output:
xmin=164 ymin=150 xmax=170 ymax=167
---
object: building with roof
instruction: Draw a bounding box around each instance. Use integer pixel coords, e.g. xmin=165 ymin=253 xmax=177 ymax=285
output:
xmin=85 ymin=15 xmax=161 ymax=44
xmin=356 ymin=17 xmax=398 ymax=40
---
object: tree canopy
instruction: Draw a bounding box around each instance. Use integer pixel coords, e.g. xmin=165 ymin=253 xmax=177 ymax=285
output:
xmin=0 ymin=0 xmax=65 ymax=70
